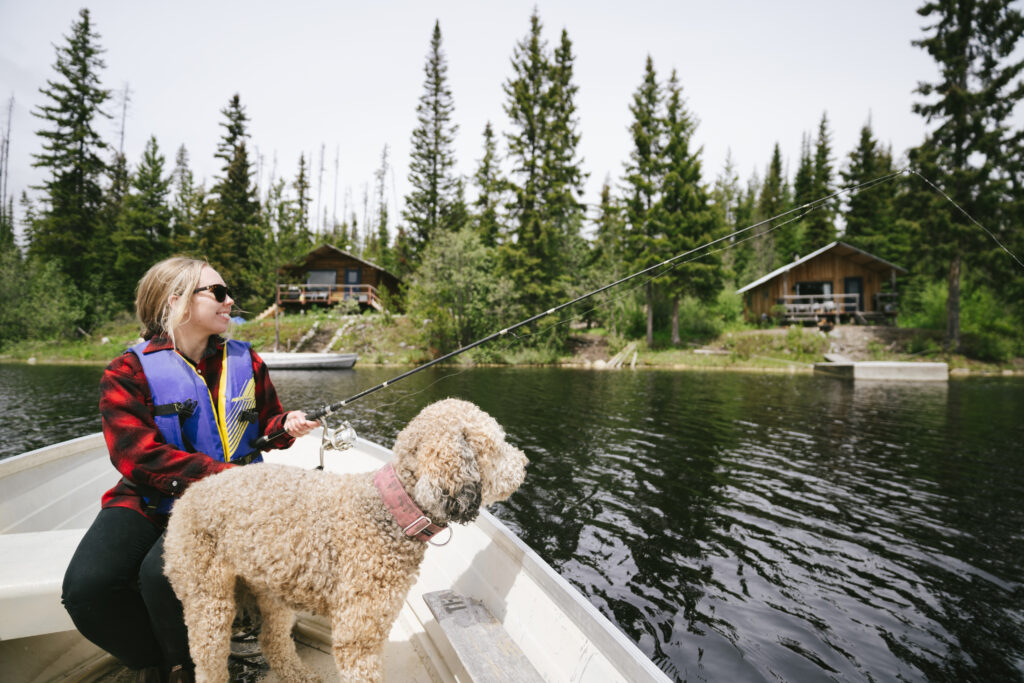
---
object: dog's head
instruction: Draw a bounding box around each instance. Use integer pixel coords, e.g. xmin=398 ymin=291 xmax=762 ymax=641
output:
xmin=392 ymin=398 xmax=528 ymax=524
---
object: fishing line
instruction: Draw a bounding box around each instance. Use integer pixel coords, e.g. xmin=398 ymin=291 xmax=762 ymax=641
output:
xmin=325 ymin=197 xmax=833 ymax=418
xmin=507 ymin=200 xmax=829 ymax=346
xmin=256 ymin=164 xmax=1005 ymax=445
xmin=908 ymin=170 xmax=1024 ymax=270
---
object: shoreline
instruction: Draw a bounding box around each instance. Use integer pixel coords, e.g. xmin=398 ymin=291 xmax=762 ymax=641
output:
xmin=4 ymin=355 xmax=1023 ymax=377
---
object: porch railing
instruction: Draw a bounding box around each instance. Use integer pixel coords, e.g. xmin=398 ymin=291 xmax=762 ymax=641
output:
xmin=775 ymin=292 xmax=899 ymax=322
xmin=277 ymin=284 xmax=383 ymax=311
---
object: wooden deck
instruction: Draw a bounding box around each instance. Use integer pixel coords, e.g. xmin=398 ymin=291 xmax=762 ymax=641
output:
xmin=277 ymin=284 xmax=384 ymax=311
xmin=778 ymin=293 xmax=899 ymax=325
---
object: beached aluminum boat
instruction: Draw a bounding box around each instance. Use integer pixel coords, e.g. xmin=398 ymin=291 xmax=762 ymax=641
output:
xmin=258 ymin=352 xmax=358 ymax=370
xmin=0 ymin=432 xmax=670 ymax=683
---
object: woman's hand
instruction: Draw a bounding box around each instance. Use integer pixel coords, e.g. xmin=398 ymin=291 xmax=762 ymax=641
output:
xmin=284 ymin=411 xmax=320 ymax=438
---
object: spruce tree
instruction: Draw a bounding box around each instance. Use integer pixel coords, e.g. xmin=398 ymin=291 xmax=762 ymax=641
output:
xmin=170 ymin=145 xmax=204 ymax=252
xmin=749 ymin=143 xmax=789 ymax=280
xmin=544 ymin=29 xmax=586 ymax=240
xmin=293 ymin=153 xmax=312 ymax=245
xmin=622 ymin=56 xmax=664 ymax=347
xmin=593 ymin=179 xmax=626 ymax=280
xmin=29 ymin=8 xmax=110 ymax=289
xmin=403 ymin=20 xmax=463 ymax=258
xmin=0 ymin=197 xmax=14 ymax=255
xmin=778 ymin=133 xmax=812 ymax=262
xmin=111 ymin=136 xmax=171 ymax=300
xmin=206 ymin=94 xmax=261 ymax=303
xmin=841 ymin=120 xmax=902 ymax=263
xmin=471 ymin=122 xmax=505 ymax=248
xmin=659 ymin=69 xmax=719 ymax=345
xmin=711 ymin=151 xmax=743 ymax=282
xmin=501 ymin=9 xmax=580 ymax=322
xmin=370 ymin=145 xmax=394 ymax=271
xmin=910 ymin=0 xmax=1024 ymax=350
xmin=803 ymin=112 xmax=836 ymax=249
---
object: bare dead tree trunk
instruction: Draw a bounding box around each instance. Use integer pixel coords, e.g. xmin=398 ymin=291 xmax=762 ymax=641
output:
xmin=316 ymin=143 xmax=326 ymax=234
xmin=1 ymin=95 xmax=13 ymax=224
xmin=671 ymin=297 xmax=680 ymax=346
xmin=646 ymin=282 xmax=654 ymax=348
xmin=946 ymin=252 xmax=961 ymax=352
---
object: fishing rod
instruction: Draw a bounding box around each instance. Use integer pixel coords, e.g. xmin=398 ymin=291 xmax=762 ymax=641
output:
xmin=250 ymin=168 xmax=907 ymax=451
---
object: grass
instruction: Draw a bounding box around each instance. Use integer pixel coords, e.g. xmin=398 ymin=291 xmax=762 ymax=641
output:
xmin=3 ymin=310 xmax=1021 ymax=375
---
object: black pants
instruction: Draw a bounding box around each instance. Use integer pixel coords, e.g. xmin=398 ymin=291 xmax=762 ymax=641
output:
xmin=62 ymin=506 xmax=191 ymax=670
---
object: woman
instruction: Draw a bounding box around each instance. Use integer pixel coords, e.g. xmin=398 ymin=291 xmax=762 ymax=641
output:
xmin=62 ymin=257 xmax=319 ymax=683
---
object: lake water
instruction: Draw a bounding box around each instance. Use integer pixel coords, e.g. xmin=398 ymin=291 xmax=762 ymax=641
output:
xmin=2 ymin=362 xmax=1022 ymax=682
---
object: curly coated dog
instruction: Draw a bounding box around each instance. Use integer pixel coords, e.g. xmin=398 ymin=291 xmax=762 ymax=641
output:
xmin=163 ymin=398 xmax=528 ymax=682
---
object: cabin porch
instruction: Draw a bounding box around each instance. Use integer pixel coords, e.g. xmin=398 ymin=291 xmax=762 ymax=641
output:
xmin=276 ymin=283 xmax=384 ymax=311
xmin=777 ymin=292 xmax=900 ymax=325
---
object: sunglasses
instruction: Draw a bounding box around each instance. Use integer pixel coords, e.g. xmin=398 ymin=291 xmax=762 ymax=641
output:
xmin=193 ymin=284 xmax=233 ymax=302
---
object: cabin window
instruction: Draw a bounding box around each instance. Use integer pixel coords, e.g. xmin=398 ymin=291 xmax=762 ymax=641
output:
xmin=795 ymin=281 xmax=832 ymax=300
xmin=307 ymin=270 xmax=337 ymax=286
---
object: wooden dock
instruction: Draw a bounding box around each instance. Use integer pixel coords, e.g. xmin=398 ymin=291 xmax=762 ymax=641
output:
xmin=814 ymin=360 xmax=948 ymax=381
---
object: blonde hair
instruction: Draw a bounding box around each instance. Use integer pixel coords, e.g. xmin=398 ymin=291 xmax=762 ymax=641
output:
xmin=135 ymin=256 xmax=209 ymax=344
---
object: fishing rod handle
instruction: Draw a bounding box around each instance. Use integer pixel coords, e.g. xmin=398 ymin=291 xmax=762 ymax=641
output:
xmin=250 ymin=404 xmax=331 ymax=451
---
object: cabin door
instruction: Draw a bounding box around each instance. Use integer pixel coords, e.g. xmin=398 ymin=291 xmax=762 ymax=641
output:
xmin=844 ymin=277 xmax=863 ymax=312
xmin=344 ymin=268 xmax=361 ymax=300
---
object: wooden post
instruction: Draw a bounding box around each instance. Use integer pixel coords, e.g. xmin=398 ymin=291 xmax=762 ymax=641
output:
xmin=274 ymin=277 xmax=280 ymax=353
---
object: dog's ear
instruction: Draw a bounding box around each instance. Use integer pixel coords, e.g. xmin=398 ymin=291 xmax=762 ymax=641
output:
xmin=412 ymin=425 xmax=483 ymax=524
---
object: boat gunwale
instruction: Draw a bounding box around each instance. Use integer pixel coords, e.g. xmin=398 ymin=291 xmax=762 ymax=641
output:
xmin=1 ymin=434 xmax=671 ymax=683
xmin=351 ymin=436 xmax=670 ymax=682
xmin=0 ymin=432 xmax=106 ymax=479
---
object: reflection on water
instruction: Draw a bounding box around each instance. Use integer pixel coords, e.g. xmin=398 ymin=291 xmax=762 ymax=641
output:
xmin=0 ymin=364 xmax=104 ymax=458
xmin=3 ymin=363 xmax=1023 ymax=682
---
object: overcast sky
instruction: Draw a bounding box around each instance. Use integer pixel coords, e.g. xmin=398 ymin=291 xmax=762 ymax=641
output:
xmin=1 ymin=1 xmax=963 ymax=243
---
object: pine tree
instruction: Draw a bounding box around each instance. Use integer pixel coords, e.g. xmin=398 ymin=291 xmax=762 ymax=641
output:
xmin=910 ymin=0 xmax=1024 ymax=350
xmin=111 ymin=136 xmax=171 ymax=300
xmin=803 ymin=112 xmax=836 ymax=248
xmin=472 ymin=122 xmax=505 ymax=248
xmin=206 ymin=94 xmax=261 ymax=303
xmin=28 ymin=8 xmax=110 ymax=289
xmin=660 ymin=69 xmax=719 ymax=345
xmin=403 ymin=20 xmax=463 ymax=258
xmin=622 ymin=55 xmax=664 ymax=347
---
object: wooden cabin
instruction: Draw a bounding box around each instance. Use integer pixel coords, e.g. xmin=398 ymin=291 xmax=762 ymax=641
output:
xmin=277 ymin=244 xmax=401 ymax=312
xmin=737 ymin=241 xmax=907 ymax=325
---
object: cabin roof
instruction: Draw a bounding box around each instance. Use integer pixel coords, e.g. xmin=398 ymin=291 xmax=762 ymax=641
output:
xmin=282 ymin=243 xmax=400 ymax=281
xmin=736 ymin=241 xmax=907 ymax=294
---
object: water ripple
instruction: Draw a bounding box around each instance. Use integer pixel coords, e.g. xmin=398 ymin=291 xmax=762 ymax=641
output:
xmin=4 ymin=365 xmax=1023 ymax=682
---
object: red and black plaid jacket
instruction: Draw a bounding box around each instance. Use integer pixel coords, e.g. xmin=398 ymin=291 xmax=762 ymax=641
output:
xmin=100 ymin=336 xmax=295 ymax=525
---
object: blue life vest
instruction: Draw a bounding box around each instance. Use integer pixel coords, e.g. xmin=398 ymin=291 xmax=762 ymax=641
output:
xmin=129 ymin=339 xmax=263 ymax=513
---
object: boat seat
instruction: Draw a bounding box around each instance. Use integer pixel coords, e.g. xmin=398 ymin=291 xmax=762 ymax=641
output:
xmin=0 ymin=528 xmax=85 ymax=640
xmin=423 ymin=590 xmax=544 ymax=683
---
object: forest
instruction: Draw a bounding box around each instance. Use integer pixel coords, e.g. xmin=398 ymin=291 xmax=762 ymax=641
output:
xmin=1 ymin=2 xmax=1022 ymax=362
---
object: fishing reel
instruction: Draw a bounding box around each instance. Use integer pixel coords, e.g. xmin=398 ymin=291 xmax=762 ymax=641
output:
xmin=316 ymin=417 xmax=357 ymax=470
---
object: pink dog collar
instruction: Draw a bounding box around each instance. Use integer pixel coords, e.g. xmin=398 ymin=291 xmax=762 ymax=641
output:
xmin=373 ymin=463 xmax=449 ymax=543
